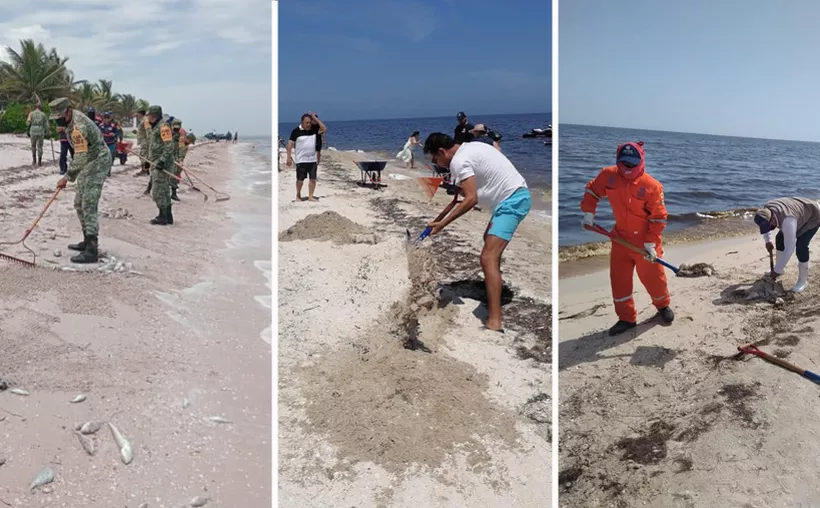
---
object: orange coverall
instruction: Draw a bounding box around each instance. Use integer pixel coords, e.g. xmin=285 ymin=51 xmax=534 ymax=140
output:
xmin=581 ymin=166 xmax=670 ymax=322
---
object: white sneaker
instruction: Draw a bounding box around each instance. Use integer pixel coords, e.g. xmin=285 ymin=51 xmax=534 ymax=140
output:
xmin=792 ymin=261 xmax=809 ymax=293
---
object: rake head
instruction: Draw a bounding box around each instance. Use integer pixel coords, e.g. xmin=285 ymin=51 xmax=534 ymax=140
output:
xmin=0 ymin=250 xmax=36 ymax=268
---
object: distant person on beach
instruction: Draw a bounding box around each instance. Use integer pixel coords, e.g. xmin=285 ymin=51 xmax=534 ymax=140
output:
xmin=580 ymin=141 xmax=674 ymax=336
xmin=233 ymin=132 xmax=238 ymax=144
xmin=134 ymin=108 xmax=150 ymax=176
xmin=423 ymin=132 xmax=531 ymax=332
xmin=50 ymin=97 xmax=110 ymax=264
xmin=396 ymin=130 xmax=422 ymax=168
xmin=99 ymin=111 xmax=118 ymax=174
xmin=754 ymin=197 xmax=820 ymax=293
xmin=454 ymin=111 xmax=474 ymax=144
xmin=469 ymin=124 xmax=501 ymax=152
xmin=286 ymin=111 xmax=327 ymax=202
xmin=26 ymin=103 xmax=47 ymax=166
xmin=170 ymin=118 xmax=185 ymax=202
xmin=57 ymin=120 xmax=74 ymax=175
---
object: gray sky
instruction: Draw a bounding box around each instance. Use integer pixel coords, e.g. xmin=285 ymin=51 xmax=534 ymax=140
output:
xmin=0 ymin=0 xmax=272 ymax=136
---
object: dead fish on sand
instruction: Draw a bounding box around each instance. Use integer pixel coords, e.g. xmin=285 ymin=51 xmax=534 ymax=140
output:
xmin=108 ymin=422 xmax=134 ymax=464
xmin=206 ymin=416 xmax=232 ymax=424
xmin=182 ymin=398 xmax=191 ymax=409
xmin=75 ymin=432 xmax=96 ymax=456
xmin=69 ymin=393 xmax=87 ymax=403
xmin=189 ymin=497 xmax=210 ymax=507
xmin=9 ymin=388 xmax=29 ymax=396
xmin=77 ymin=421 xmax=103 ymax=435
xmin=29 ymin=467 xmax=55 ymax=491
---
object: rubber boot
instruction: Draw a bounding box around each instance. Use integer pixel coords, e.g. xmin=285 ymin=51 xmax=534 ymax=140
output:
xmin=171 ymin=187 xmax=180 ymax=201
xmin=150 ymin=206 xmax=168 ymax=225
xmin=68 ymin=234 xmax=87 ymax=252
xmin=608 ymin=320 xmax=636 ymax=336
xmin=37 ymin=154 xmax=42 ymax=166
xmin=144 ymin=179 xmax=152 ymax=196
xmin=31 ymin=153 xmax=36 ymax=166
xmin=70 ymin=235 xmax=98 ymax=264
xmin=166 ymin=205 xmax=174 ymax=225
xmin=792 ymin=261 xmax=809 ymax=293
xmin=658 ymin=307 xmax=675 ymax=323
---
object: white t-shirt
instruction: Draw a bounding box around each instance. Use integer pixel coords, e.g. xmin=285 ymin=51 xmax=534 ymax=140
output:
xmin=448 ymin=141 xmax=527 ymax=210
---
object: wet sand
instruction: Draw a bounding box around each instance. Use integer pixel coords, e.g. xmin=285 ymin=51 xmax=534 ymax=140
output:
xmin=0 ymin=134 xmax=271 ymax=506
xmin=559 ymin=233 xmax=820 ymax=507
xmin=277 ymin=150 xmax=551 ymax=507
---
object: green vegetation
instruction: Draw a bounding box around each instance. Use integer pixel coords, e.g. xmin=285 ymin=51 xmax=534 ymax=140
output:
xmin=0 ymin=39 xmax=149 ymax=136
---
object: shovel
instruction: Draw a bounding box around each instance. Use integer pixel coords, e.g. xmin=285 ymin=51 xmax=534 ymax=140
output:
xmin=406 ymin=192 xmax=460 ymax=244
xmin=584 ymin=223 xmax=680 ymax=274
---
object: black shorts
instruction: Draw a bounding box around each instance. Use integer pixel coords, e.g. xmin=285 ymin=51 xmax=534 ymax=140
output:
xmin=296 ymin=162 xmax=317 ymax=181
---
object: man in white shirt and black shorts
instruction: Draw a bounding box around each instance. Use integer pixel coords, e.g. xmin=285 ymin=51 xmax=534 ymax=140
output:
xmin=423 ymin=132 xmax=532 ymax=332
xmin=286 ymin=111 xmax=327 ymax=202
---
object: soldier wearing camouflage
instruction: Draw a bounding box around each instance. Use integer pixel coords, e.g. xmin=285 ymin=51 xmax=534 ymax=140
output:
xmin=147 ymin=105 xmax=175 ymax=225
xmin=27 ymin=104 xmax=48 ymax=166
xmin=170 ymin=118 xmax=184 ymax=201
xmin=135 ymin=108 xmax=150 ymax=176
xmin=50 ymin=97 xmax=109 ymax=263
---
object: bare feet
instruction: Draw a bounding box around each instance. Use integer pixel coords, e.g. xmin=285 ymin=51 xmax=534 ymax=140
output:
xmin=296 ymin=195 xmax=302 ymax=202
xmin=308 ymin=197 xmax=318 ymax=202
xmin=484 ymin=319 xmax=503 ymax=331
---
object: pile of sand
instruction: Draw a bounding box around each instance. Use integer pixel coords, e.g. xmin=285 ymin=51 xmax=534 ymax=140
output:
xmin=278 ymin=211 xmax=372 ymax=245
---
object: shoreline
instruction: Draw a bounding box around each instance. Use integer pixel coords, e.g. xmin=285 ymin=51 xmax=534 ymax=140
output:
xmin=0 ymin=135 xmax=271 ymax=505
xmin=278 ymin=150 xmax=550 ymax=507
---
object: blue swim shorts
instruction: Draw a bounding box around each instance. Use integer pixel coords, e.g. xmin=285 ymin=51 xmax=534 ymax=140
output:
xmin=487 ymin=187 xmax=532 ymax=242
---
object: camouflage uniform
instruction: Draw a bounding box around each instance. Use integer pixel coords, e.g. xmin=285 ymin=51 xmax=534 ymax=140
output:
xmin=49 ymin=97 xmax=109 ymax=263
xmin=27 ymin=108 xmax=48 ymax=165
xmin=147 ymin=105 xmax=175 ymax=225
xmin=136 ymin=113 xmax=150 ymax=175
xmin=170 ymin=119 xmax=186 ymax=201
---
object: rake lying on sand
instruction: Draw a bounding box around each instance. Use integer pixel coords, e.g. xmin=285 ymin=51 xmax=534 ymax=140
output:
xmin=126 ymin=150 xmax=207 ymax=200
xmin=735 ymin=344 xmax=820 ymax=385
xmin=177 ymin=163 xmax=230 ymax=202
xmin=0 ymin=187 xmax=63 ymax=267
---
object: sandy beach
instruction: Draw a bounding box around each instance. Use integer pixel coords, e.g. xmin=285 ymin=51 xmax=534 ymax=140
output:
xmin=277 ymin=150 xmax=551 ymax=507
xmin=0 ymin=134 xmax=271 ymax=506
xmin=559 ymin=234 xmax=820 ymax=507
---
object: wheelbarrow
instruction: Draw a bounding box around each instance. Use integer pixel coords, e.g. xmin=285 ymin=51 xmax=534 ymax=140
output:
xmin=116 ymin=140 xmax=133 ymax=165
xmin=354 ymin=160 xmax=387 ymax=189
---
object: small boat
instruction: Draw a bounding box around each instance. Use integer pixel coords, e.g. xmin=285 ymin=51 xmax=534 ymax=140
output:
xmin=523 ymin=124 xmax=552 ymax=139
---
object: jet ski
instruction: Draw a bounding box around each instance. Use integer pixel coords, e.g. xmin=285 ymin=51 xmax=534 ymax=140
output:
xmin=523 ymin=124 xmax=552 ymax=138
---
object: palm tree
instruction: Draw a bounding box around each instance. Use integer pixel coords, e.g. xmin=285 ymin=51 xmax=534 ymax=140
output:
xmin=72 ymin=82 xmax=95 ymax=111
xmin=92 ymin=79 xmax=121 ymax=112
xmin=0 ymin=39 xmax=70 ymax=103
xmin=137 ymin=98 xmax=149 ymax=111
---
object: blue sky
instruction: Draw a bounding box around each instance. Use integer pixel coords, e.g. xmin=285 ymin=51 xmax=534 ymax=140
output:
xmin=561 ymin=0 xmax=820 ymax=141
xmin=0 ymin=0 xmax=271 ymax=136
xmin=278 ymin=0 xmax=551 ymax=122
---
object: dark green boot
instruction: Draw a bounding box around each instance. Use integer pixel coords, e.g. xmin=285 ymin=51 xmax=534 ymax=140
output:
xmin=171 ymin=187 xmax=180 ymax=201
xmin=150 ymin=206 xmax=168 ymax=225
xmin=166 ymin=205 xmax=174 ymax=225
xmin=70 ymin=235 xmax=98 ymax=264
xmin=68 ymin=234 xmax=87 ymax=252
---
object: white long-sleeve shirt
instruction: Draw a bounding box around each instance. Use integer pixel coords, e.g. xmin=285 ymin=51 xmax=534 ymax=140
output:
xmin=763 ymin=216 xmax=797 ymax=274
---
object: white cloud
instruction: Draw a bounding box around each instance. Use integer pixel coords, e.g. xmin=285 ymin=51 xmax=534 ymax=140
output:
xmin=0 ymin=0 xmax=271 ymax=135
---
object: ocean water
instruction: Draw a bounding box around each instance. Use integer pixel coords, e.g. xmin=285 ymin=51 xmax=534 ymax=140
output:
xmin=558 ymin=124 xmax=820 ymax=248
xmin=226 ymin=136 xmax=272 ymax=344
xmin=278 ymin=113 xmax=552 ymax=214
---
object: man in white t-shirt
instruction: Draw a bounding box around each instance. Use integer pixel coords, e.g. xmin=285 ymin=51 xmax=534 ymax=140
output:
xmin=423 ymin=132 xmax=532 ymax=332
xmin=286 ymin=111 xmax=327 ymax=202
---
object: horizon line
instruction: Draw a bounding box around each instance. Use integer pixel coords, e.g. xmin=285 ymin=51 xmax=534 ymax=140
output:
xmin=277 ymin=111 xmax=552 ymax=123
xmin=562 ymin=121 xmax=820 ymax=145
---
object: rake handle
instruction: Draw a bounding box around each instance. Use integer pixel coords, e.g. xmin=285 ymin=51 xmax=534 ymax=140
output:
xmin=585 ymin=223 xmax=680 ymax=274
xmin=739 ymin=345 xmax=820 ymax=382
xmin=22 ymin=187 xmax=62 ymax=241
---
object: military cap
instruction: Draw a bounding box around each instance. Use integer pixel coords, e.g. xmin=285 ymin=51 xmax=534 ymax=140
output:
xmin=148 ymin=105 xmax=163 ymax=116
xmin=48 ymin=97 xmax=71 ymax=119
xmin=172 ymin=118 xmax=182 ymax=127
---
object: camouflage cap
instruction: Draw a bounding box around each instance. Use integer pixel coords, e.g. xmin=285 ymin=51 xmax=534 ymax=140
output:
xmin=172 ymin=119 xmax=182 ymax=127
xmin=148 ymin=105 xmax=163 ymax=116
xmin=48 ymin=97 xmax=71 ymax=119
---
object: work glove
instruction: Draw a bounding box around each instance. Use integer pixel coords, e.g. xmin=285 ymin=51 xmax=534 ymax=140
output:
xmin=582 ymin=212 xmax=595 ymax=230
xmin=644 ymin=243 xmax=658 ymax=262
